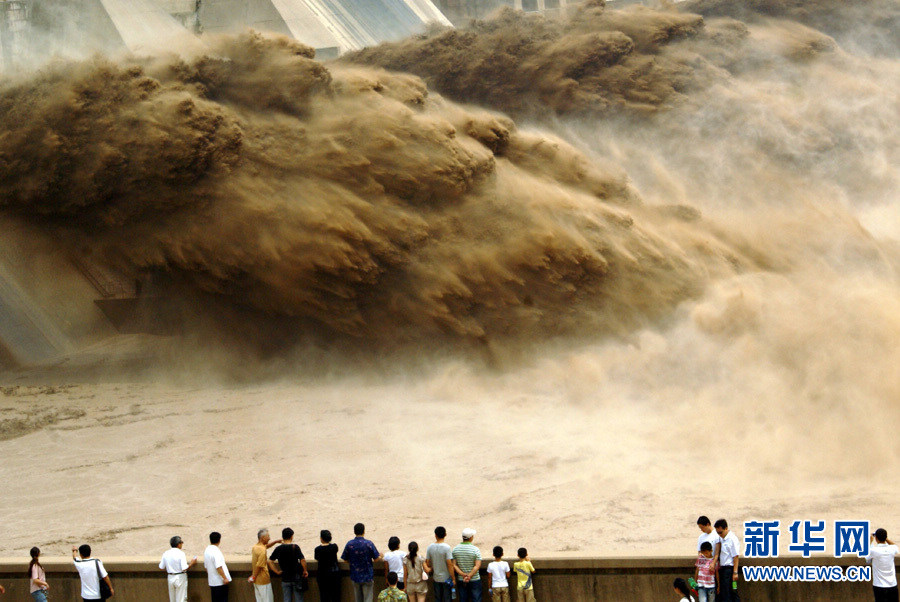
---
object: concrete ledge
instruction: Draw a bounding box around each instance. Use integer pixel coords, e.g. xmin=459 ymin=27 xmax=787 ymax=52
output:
xmin=0 ymin=556 xmax=894 ymax=601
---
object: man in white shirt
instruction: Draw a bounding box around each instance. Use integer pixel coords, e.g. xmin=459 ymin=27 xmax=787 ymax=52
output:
xmin=159 ymin=535 xmax=198 ymax=602
xmin=205 ymin=531 xmax=232 ymax=602
xmin=697 ymin=516 xmax=719 ymax=554
xmin=713 ymin=518 xmax=741 ymax=602
xmin=866 ymin=528 xmax=899 ymax=602
xmin=72 ymin=544 xmax=114 ymax=601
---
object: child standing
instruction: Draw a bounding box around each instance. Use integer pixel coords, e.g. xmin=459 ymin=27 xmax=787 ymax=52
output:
xmin=378 ymin=572 xmax=409 ymax=601
xmin=694 ymin=542 xmax=716 ymax=602
xmin=384 ymin=536 xmax=406 ymax=590
xmin=486 ymin=546 xmax=510 ymax=602
xmin=674 ymin=577 xmax=697 ymax=602
xmin=513 ymin=548 xmax=536 ymax=602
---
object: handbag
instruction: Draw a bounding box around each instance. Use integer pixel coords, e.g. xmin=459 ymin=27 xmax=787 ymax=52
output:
xmin=298 ymin=575 xmax=310 ymax=592
xmin=407 ymin=557 xmax=426 ymax=583
xmin=95 ymin=559 xmax=113 ymax=599
xmin=291 ymin=545 xmax=309 ymax=592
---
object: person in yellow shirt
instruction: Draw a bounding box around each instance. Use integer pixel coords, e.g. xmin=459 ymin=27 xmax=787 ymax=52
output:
xmin=248 ymin=529 xmax=282 ymax=602
xmin=513 ymin=548 xmax=536 ymax=602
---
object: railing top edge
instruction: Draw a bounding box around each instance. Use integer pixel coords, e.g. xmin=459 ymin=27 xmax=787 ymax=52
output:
xmin=0 ymin=555 xmax=883 ymax=573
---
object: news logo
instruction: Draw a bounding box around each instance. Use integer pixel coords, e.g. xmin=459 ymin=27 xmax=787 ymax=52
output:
xmin=743 ymin=520 xmax=870 ymax=559
xmin=740 ymin=520 xmax=873 ymax=583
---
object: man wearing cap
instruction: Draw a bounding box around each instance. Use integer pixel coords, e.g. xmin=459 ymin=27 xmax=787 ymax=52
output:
xmin=452 ymin=528 xmax=483 ymax=602
xmin=159 ymin=535 xmax=198 ymax=602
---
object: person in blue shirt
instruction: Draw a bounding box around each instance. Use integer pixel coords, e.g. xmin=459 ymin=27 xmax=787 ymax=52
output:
xmin=341 ymin=523 xmax=382 ymax=602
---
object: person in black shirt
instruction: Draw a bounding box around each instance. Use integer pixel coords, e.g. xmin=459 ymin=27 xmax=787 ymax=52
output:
xmin=315 ymin=529 xmax=341 ymax=602
xmin=269 ymin=528 xmax=308 ymax=602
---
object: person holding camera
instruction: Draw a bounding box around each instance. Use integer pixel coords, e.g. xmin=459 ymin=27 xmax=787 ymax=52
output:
xmin=72 ymin=544 xmax=114 ymax=601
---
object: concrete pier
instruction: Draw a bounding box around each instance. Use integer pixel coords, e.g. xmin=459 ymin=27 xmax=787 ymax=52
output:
xmin=0 ymin=555 xmax=894 ymax=601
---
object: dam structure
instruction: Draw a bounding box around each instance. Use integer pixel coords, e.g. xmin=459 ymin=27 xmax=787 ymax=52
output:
xmin=0 ymin=555 xmax=894 ymax=601
xmin=0 ymin=0 xmax=451 ymax=63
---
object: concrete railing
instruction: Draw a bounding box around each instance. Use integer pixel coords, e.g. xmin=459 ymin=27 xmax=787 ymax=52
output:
xmin=0 ymin=556 xmax=893 ymax=601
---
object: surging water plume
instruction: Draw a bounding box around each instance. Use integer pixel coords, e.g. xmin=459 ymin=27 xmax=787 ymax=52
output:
xmin=343 ymin=0 xmax=900 ymax=120
xmin=343 ymin=1 xmax=716 ymax=117
xmin=0 ymin=32 xmax=759 ymax=348
xmin=681 ymin=0 xmax=900 ymax=57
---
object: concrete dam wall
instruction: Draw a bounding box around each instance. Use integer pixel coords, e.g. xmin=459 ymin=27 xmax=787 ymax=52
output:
xmin=0 ymin=556 xmax=894 ymax=601
xmin=0 ymin=221 xmax=116 ymax=368
xmin=8 ymin=0 xmax=450 ymax=61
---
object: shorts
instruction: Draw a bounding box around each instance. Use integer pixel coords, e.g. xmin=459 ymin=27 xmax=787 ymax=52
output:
xmin=518 ymin=588 xmax=535 ymax=602
xmin=491 ymin=586 xmax=509 ymax=602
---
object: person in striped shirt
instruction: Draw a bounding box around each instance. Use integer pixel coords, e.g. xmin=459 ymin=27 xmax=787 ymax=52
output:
xmin=694 ymin=542 xmax=715 ymax=602
xmin=452 ymin=528 xmax=483 ymax=602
